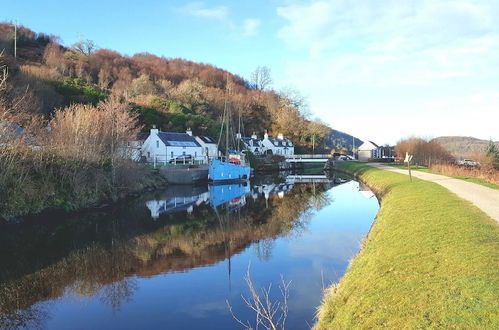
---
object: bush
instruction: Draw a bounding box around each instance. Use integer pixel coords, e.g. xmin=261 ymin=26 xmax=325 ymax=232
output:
xmin=56 ymin=78 xmax=106 ymax=105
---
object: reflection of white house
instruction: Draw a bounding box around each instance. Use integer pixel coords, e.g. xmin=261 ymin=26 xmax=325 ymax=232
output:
xmin=252 ymin=182 xmax=294 ymax=200
xmin=146 ymin=193 xmax=208 ymax=219
xmin=358 ymin=141 xmax=379 ymax=162
xmin=195 ymin=135 xmax=219 ymax=159
xmin=141 ymin=128 xmax=204 ymax=164
xmin=240 ymin=133 xmax=265 ymax=154
xmin=261 ymin=133 xmax=294 ymax=156
xmin=358 ymin=182 xmax=375 ymax=199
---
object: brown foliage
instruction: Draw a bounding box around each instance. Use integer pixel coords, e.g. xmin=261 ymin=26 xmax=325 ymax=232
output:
xmin=395 ymin=137 xmax=453 ymax=166
xmin=430 ymin=163 xmax=499 ymax=185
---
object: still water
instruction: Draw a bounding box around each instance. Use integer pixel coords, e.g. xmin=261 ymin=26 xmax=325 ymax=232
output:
xmin=0 ymin=173 xmax=379 ymax=329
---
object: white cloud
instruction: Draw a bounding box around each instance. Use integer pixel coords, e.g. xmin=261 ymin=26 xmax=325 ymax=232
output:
xmin=181 ymin=2 xmax=228 ymax=20
xmin=242 ymin=19 xmax=261 ymax=37
xmin=276 ymin=0 xmax=499 ymax=142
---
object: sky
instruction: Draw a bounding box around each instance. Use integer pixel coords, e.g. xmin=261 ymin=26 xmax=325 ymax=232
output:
xmin=3 ymin=0 xmax=499 ymax=144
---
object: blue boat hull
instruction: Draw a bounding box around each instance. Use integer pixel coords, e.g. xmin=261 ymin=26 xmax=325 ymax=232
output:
xmin=208 ymin=159 xmax=251 ymax=183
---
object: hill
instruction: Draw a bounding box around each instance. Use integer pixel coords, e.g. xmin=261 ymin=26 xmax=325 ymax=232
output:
xmin=328 ymin=129 xmax=363 ymax=152
xmin=432 ymin=136 xmax=499 ymax=158
xmin=0 ymin=22 xmax=332 ymax=152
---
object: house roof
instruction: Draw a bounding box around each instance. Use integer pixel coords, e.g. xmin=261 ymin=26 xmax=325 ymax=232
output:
xmin=157 ymin=132 xmax=201 ymax=147
xmin=358 ymin=141 xmax=378 ymax=150
xmin=197 ymin=136 xmax=217 ymax=144
xmin=241 ymin=137 xmax=262 ymax=146
xmin=267 ymin=137 xmax=293 ymax=147
xmin=137 ymin=133 xmax=149 ymax=141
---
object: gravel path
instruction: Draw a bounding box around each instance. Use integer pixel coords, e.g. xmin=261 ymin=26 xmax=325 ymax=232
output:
xmin=371 ymin=163 xmax=499 ymax=223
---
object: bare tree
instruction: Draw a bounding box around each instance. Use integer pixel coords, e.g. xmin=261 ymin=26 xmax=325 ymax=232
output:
xmin=0 ymin=51 xmax=7 ymax=90
xmin=227 ymin=268 xmax=291 ymax=330
xmin=72 ymin=39 xmax=96 ymax=55
xmin=251 ymin=66 xmax=272 ymax=91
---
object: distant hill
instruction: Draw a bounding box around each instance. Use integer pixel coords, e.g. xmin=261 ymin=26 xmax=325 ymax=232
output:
xmin=432 ymin=136 xmax=499 ymax=158
xmin=328 ymin=129 xmax=363 ymax=151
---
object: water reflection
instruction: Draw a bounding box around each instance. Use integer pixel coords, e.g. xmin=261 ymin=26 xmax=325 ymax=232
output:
xmin=0 ymin=173 xmax=377 ymax=329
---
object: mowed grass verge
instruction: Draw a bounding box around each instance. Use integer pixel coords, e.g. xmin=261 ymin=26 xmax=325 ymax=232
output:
xmin=315 ymin=162 xmax=499 ymax=329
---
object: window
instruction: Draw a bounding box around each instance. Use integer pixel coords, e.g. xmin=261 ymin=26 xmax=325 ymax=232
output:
xmin=147 ymin=152 xmax=150 ymax=158
xmin=195 ymin=152 xmax=197 ymax=157
xmin=183 ymin=151 xmax=186 ymax=156
xmin=156 ymin=140 xmax=159 ymax=148
xmin=171 ymin=151 xmax=174 ymax=158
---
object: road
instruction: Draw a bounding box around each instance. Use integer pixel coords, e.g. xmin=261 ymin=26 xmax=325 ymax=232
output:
xmin=371 ymin=163 xmax=499 ymax=223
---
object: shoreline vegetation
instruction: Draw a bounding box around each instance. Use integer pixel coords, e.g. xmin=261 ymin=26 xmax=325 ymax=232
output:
xmin=315 ymin=162 xmax=499 ymax=329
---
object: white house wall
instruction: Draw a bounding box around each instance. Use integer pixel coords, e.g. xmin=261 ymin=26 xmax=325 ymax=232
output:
xmin=261 ymin=139 xmax=294 ymax=155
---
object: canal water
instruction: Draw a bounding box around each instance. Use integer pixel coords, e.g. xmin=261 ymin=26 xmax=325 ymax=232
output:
xmin=0 ymin=173 xmax=379 ymax=329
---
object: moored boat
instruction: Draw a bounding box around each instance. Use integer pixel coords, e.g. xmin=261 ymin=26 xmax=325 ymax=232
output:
xmin=208 ymin=158 xmax=250 ymax=183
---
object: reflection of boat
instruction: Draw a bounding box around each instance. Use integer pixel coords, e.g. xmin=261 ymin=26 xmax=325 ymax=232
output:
xmin=145 ymin=183 xmax=251 ymax=218
xmin=209 ymin=183 xmax=250 ymax=209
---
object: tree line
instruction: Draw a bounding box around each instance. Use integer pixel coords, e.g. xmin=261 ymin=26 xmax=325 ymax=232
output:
xmin=0 ymin=23 xmax=334 ymax=218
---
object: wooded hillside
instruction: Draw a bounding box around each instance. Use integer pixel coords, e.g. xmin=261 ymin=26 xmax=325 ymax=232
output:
xmin=432 ymin=136 xmax=499 ymax=158
xmin=0 ymin=22 xmax=332 ymax=151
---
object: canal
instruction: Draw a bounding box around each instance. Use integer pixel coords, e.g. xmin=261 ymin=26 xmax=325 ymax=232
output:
xmin=0 ymin=172 xmax=379 ymax=329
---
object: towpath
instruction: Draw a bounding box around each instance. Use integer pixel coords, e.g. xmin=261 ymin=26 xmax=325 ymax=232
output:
xmin=371 ymin=163 xmax=499 ymax=223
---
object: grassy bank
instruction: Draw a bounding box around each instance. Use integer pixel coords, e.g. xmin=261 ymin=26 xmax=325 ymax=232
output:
xmin=387 ymin=163 xmax=499 ymax=190
xmin=315 ymin=162 xmax=499 ymax=329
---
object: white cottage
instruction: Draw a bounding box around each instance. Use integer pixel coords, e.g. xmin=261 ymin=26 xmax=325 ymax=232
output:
xmin=262 ymin=133 xmax=294 ymax=156
xmin=141 ymin=128 xmax=204 ymax=164
xmin=357 ymin=141 xmax=379 ymax=162
xmin=195 ymin=135 xmax=219 ymax=159
xmin=240 ymin=133 xmax=265 ymax=155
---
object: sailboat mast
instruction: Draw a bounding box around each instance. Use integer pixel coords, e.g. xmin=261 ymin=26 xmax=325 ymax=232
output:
xmin=237 ymin=109 xmax=241 ymax=151
xmin=225 ymin=95 xmax=229 ymax=158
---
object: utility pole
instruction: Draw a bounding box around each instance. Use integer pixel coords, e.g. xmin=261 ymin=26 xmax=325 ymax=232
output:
xmin=13 ymin=20 xmax=17 ymax=58
xmin=312 ymin=134 xmax=315 ymax=154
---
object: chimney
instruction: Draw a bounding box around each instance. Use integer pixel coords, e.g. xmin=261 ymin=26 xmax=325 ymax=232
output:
xmin=151 ymin=126 xmax=159 ymax=135
xmin=251 ymin=132 xmax=257 ymax=139
xmin=264 ymin=131 xmax=268 ymax=139
xmin=278 ymin=133 xmax=284 ymax=140
xmin=186 ymin=128 xmax=192 ymax=136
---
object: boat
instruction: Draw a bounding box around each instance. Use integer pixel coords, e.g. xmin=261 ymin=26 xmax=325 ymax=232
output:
xmin=208 ymin=79 xmax=251 ymax=183
xmin=208 ymin=155 xmax=251 ymax=183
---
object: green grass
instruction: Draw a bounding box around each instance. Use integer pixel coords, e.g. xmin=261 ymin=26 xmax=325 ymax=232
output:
xmin=315 ymin=162 xmax=499 ymax=329
xmin=386 ymin=163 xmax=499 ymax=190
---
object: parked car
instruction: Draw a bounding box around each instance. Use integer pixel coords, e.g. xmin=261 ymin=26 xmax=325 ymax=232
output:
xmin=338 ymin=155 xmax=354 ymax=161
xmin=456 ymin=159 xmax=480 ymax=167
xmin=169 ymin=155 xmax=193 ymax=164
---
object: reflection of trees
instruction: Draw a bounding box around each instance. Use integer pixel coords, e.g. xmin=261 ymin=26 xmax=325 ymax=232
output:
xmin=0 ymin=304 xmax=49 ymax=330
xmin=0 ymin=183 xmax=331 ymax=324
xmin=100 ymin=279 xmax=137 ymax=312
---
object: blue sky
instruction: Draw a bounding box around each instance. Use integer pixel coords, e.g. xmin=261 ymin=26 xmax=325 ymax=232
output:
xmin=3 ymin=0 xmax=499 ymax=144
